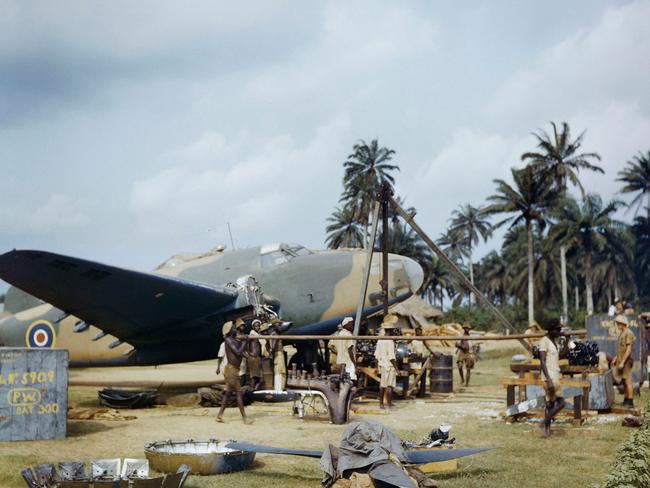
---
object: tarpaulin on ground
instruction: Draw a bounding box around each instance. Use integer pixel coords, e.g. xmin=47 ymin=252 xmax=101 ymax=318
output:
xmin=320 ymin=420 xmax=416 ymax=488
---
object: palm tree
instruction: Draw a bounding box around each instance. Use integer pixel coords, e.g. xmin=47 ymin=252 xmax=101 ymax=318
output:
xmin=593 ymin=228 xmax=635 ymax=308
xmin=632 ymin=212 xmax=650 ymax=299
xmin=617 ymin=150 xmax=650 ymax=218
xmin=483 ymin=166 xmax=554 ymax=325
xmin=341 ymin=139 xmax=399 ymax=247
xmin=436 ymin=228 xmax=468 ymax=264
xmin=550 ymin=194 xmax=624 ymax=315
xmin=522 ymin=121 xmax=603 ymax=323
xmin=382 ymin=221 xmax=431 ymax=268
xmin=325 ymin=204 xmax=364 ymax=249
xmin=448 ymin=204 xmax=493 ymax=306
xmin=521 ymin=122 xmax=603 ymax=195
xmin=480 ymin=251 xmax=509 ymax=306
xmin=421 ymin=257 xmax=452 ymax=308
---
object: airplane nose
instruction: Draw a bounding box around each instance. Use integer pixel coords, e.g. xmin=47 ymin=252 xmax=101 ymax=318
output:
xmin=402 ymin=257 xmax=424 ymax=293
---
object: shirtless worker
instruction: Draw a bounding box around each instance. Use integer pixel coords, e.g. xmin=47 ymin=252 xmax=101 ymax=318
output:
xmin=248 ymin=319 xmax=263 ymax=390
xmin=455 ymin=323 xmax=475 ymax=387
xmin=538 ymin=318 xmax=565 ymax=436
xmin=216 ymin=321 xmax=253 ymax=424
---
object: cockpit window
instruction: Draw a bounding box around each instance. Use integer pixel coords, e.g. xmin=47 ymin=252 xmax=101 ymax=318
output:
xmin=287 ymin=244 xmax=312 ymax=257
xmin=260 ymin=250 xmax=291 ymax=268
xmin=260 ymin=243 xmax=312 ymax=268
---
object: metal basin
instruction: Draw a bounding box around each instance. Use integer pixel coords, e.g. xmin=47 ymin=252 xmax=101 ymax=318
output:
xmin=144 ymin=439 xmax=255 ymax=475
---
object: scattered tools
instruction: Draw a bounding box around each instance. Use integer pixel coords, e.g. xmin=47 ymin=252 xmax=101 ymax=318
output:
xmin=20 ymin=460 xmax=190 ymax=488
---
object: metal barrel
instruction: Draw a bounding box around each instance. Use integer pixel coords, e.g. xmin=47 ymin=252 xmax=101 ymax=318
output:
xmin=429 ymin=354 xmax=453 ymax=393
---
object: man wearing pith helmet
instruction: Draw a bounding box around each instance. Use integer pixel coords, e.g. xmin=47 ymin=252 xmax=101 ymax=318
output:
xmin=615 ymin=315 xmax=636 ymax=408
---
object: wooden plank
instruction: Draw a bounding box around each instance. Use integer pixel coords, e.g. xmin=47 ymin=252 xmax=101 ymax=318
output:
xmin=359 ymin=367 xmax=381 ymax=384
xmin=499 ymin=377 xmax=590 ymax=388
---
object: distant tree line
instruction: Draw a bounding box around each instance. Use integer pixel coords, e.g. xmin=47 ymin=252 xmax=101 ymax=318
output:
xmin=325 ymin=125 xmax=650 ymax=328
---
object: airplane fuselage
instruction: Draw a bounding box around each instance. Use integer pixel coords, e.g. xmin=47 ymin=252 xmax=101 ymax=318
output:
xmin=0 ymin=244 xmax=423 ymax=366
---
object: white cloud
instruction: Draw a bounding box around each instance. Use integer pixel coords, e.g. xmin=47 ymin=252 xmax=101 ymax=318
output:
xmin=129 ymin=115 xmax=351 ymax=250
xmin=0 ymin=194 xmax=89 ymax=235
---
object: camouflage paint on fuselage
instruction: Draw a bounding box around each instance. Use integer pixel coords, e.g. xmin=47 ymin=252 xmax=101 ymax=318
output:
xmin=0 ymin=244 xmax=423 ymax=366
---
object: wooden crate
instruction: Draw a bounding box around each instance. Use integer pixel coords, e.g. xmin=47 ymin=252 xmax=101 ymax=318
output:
xmin=0 ymin=348 xmax=68 ymax=441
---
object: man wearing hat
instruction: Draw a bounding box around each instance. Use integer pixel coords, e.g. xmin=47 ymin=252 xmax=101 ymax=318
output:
xmin=247 ymin=319 xmax=263 ymax=390
xmin=334 ymin=317 xmax=357 ymax=381
xmin=615 ymin=315 xmax=636 ymax=407
xmin=216 ymin=320 xmax=253 ymax=424
xmin=374 ymin=314 xmax=399 ymax=409
xmin=455 ymin=323 xmax=475 ymax=387
xmin=235 ymin=319 xmax=249 ymax=387
xmin=269 ymin=321 xmax=287 ymax=391
xmin=538 ymin=318 xmax=565 ymax=436
xmin=410 ymin=325 xmax=434 ymax=397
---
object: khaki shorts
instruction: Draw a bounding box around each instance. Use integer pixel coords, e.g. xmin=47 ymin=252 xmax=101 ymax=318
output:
xmin=618 ymin=359 xmax=633 ymax=382
xmin=380 ymin=366 xmax=397 ymax=388
xmin=224 ymin=364 xmax=241 ymax=392
xmin=247 ymin=357 xmax=261 ymax=378
xmin=457 ymin=351 xmax=475 ymax=369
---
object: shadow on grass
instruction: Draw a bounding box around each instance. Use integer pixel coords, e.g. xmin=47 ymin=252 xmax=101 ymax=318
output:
xmin=433 ymin=466 xmax=500 ymax=480
xmin=66 ymin=420 xmax=116 ymax=437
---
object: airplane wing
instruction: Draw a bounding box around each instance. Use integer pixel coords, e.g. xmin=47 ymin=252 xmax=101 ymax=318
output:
xmin=0 ymin=250 xmax=241 ymax=347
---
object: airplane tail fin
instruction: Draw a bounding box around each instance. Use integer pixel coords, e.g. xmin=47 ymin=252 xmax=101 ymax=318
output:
xmin=3 ymin=286 xmax=44 ymax=314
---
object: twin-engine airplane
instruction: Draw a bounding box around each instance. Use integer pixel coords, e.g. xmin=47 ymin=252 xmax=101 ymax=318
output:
xmin=0 ymin=243 xmax=423 ymax=367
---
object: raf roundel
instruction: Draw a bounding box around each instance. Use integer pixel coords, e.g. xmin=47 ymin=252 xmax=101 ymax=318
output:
xmin=25 ymin=320 xmax=56 ymax=349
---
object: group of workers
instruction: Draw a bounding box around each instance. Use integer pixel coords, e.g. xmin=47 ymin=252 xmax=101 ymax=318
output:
xmin=218 ymin=310 xmax=644 ymax=429
xmin=538 ymin=314 xmax=637 ymax=436
xmin=216 ymin=313 xmax=479 ymax=422
xmin=332 ymin=314 xmax=476 ymax=409
xmin=215 ymin=318 xmax=286 ymax=424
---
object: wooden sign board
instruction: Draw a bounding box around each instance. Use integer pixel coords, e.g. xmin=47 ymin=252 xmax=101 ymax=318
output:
xmin=0 ymin=348 xmax=68 ymax=441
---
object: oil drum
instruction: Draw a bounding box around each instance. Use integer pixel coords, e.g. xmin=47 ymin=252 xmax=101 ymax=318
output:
xmin=429 ymin=354 xmax=453 ymax=393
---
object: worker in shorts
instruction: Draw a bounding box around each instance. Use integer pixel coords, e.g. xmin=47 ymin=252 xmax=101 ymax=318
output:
xmin=216 ymin=321 xmax=253 ymax=424
xmin=615 ymin=315 xmax=636 ymax=407
xmin=247 ymin=319 xmax=263 ymax=390
xmin=334 ymin=317 xmax=357 ymax=381
xmin=269 ymin=321 xmax=287 ymax=391
xmin=410 ymin=325 xmax=435 ymax=397
xmin=455 ymin=323 xmax=475 ymax=387
xmin=374 ymin=314 xmax=399 ymax=410
xmin=538 ymin=318 xmax=565 ymax=436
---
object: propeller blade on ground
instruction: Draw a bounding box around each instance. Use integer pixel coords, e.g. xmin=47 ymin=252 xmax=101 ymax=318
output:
xmin=405 ymin=447 xmax=492 ymax=464
xmin=225 ymin=442 xmax=323 ymax=458
xmin=226 ymin=442 xmax=492 ymax=464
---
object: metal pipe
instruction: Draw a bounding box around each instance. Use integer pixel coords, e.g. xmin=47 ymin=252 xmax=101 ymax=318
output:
xmin=387 ymin=196 xmax=533 ymax=352
xmin=238 ymin=331 xmax=586 ymax=342
xmin=381 ymin=184 xmax=390 ymax=316
xmin=353 ymin=202 xmax=381 ymax=336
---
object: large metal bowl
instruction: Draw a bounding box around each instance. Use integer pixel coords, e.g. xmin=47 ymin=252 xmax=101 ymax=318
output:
xmin=144 ymin=439 xmax=255 ymax=475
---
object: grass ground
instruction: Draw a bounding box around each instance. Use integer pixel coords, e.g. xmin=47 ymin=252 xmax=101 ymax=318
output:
xmin=0 ymin=348 xmax=646 ymax=488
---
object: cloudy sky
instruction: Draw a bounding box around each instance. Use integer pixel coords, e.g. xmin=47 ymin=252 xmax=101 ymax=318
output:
xmin=1 ymin=1 xmax=649 ymax=293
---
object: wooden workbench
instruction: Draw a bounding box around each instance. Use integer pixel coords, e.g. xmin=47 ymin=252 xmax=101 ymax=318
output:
xmin=500 ymin=375 xmax=591 ymax=421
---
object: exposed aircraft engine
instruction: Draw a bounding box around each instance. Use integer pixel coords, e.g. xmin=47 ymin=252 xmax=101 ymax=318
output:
xmin=229 ymin=275 xmax=283 ymax=325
